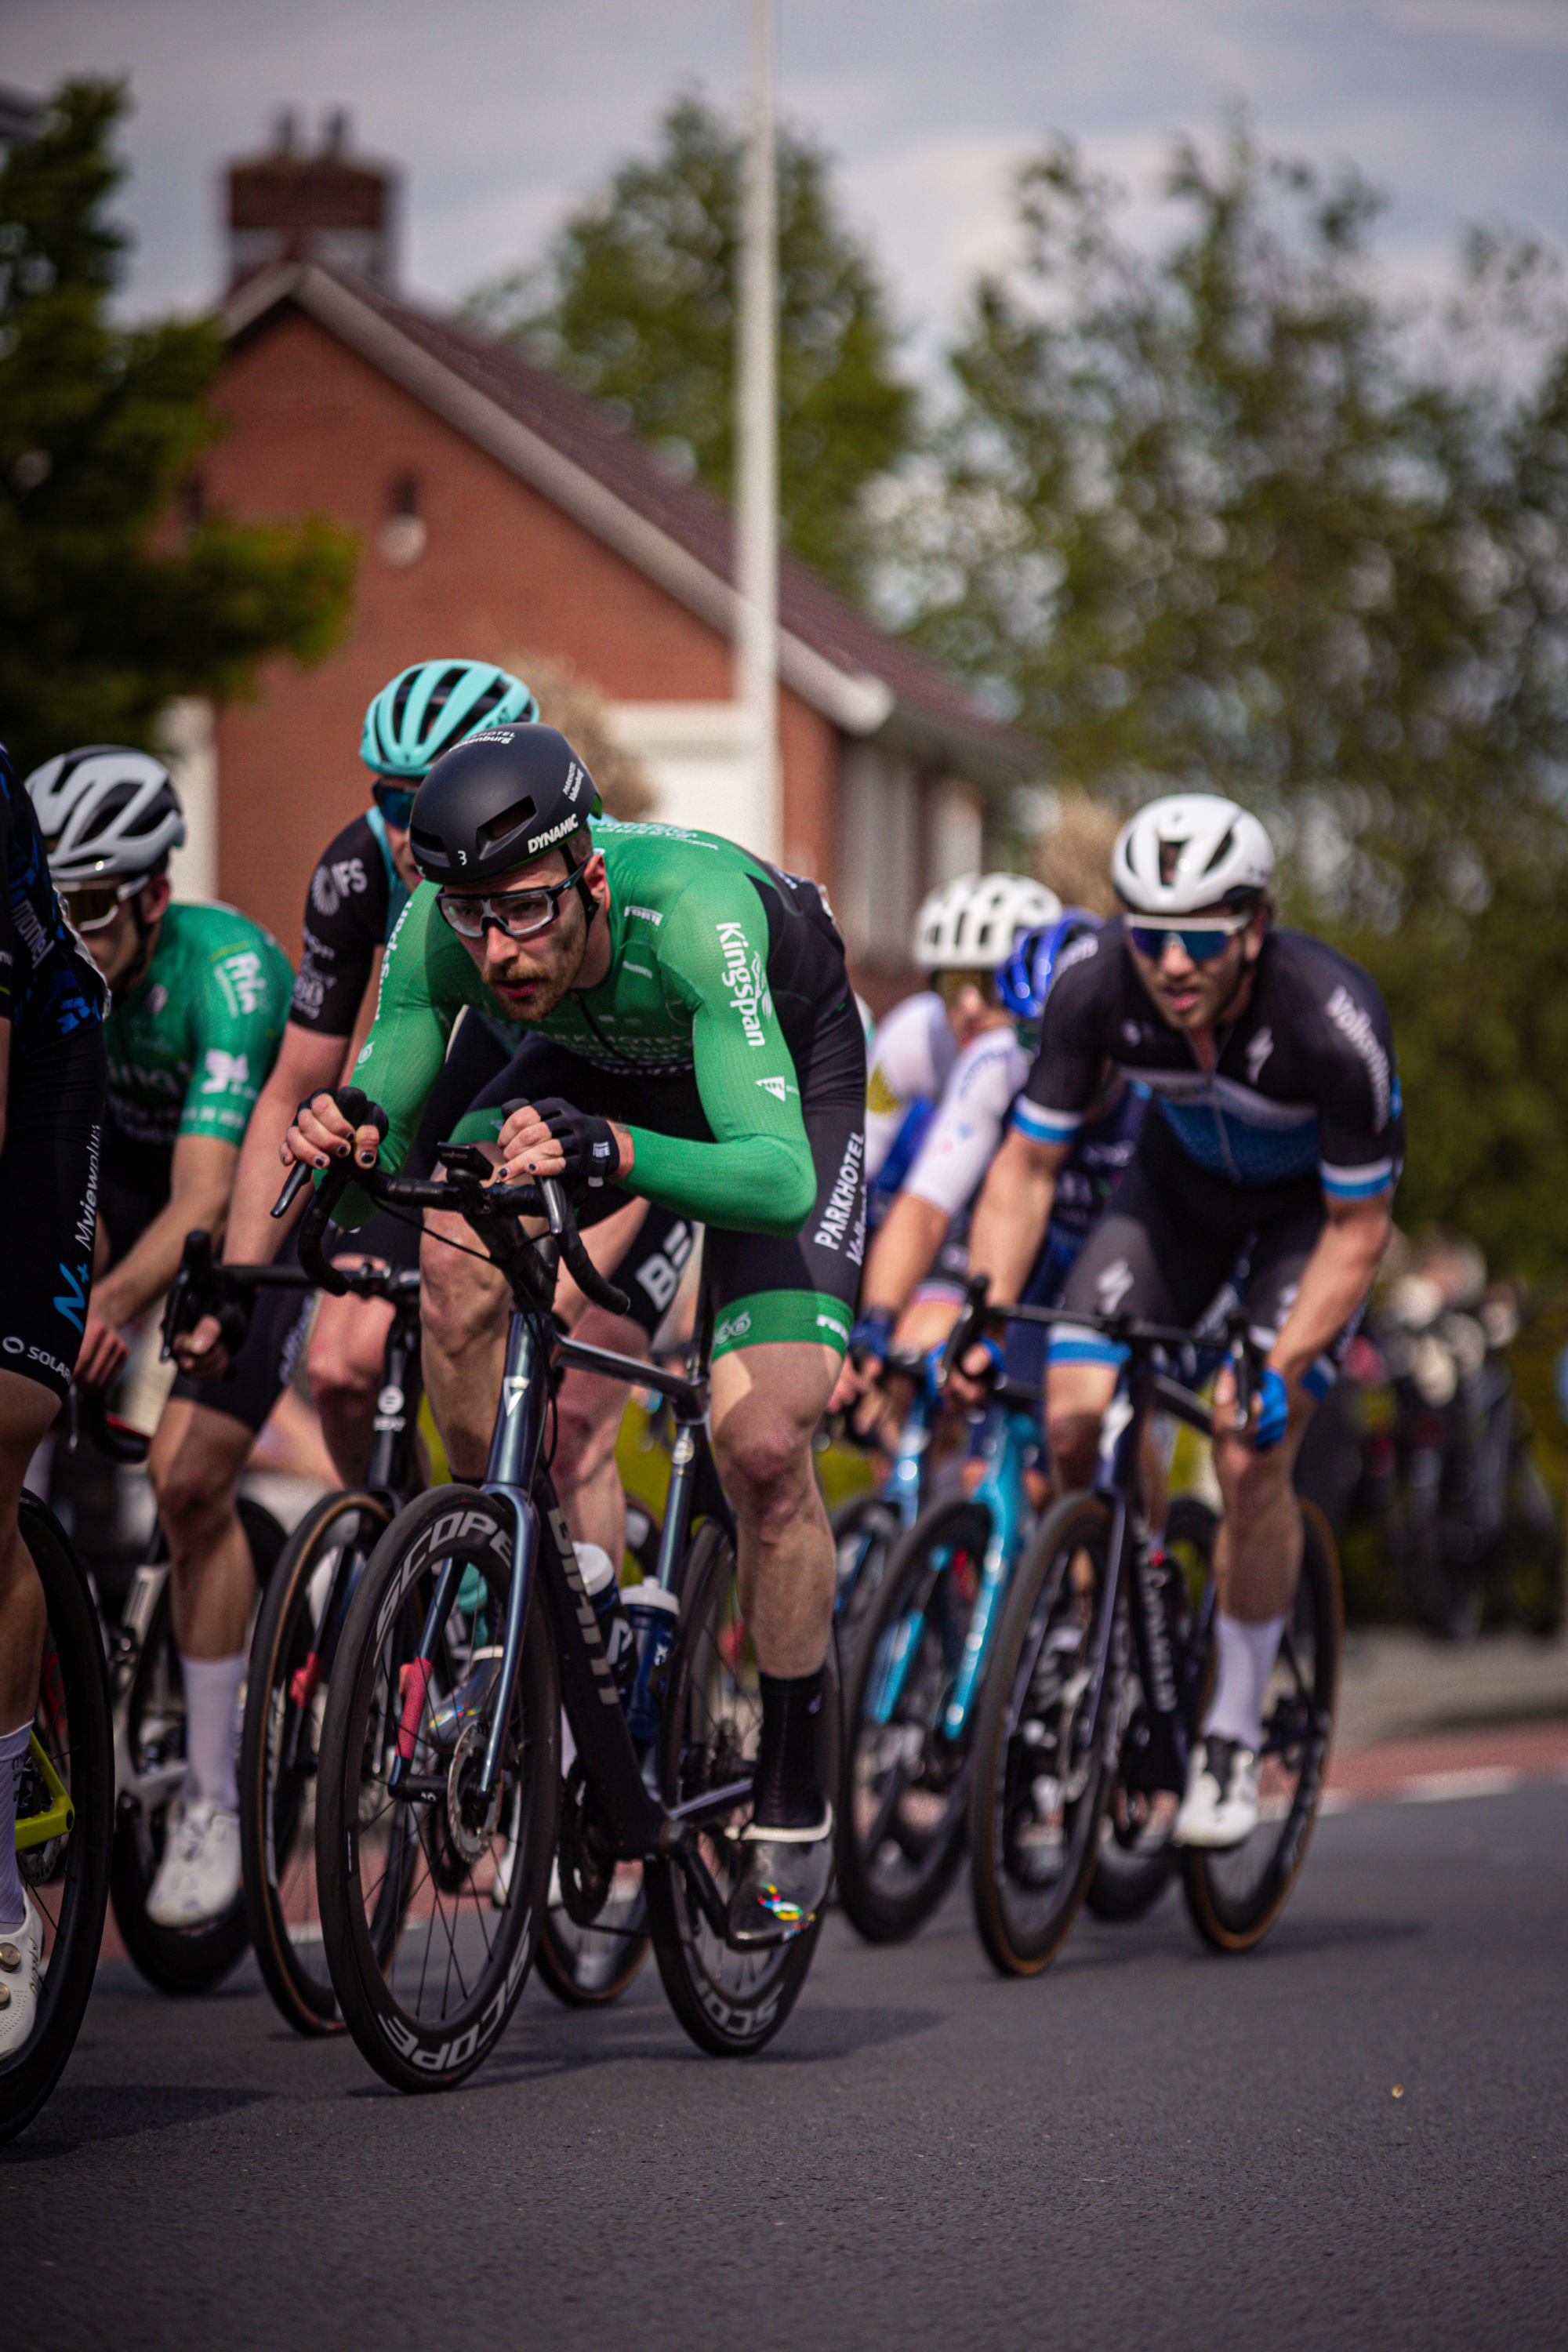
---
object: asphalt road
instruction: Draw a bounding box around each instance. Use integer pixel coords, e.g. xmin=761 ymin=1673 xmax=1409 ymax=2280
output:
xmin=9 ymin=1777 xmax=1566 ymax=2352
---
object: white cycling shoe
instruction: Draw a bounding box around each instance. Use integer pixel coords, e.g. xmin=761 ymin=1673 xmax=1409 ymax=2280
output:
xmin=1175 ymin=1737 xmax=1259 ymax=1849
xmin=0 ymin=1893 xmax=42 ymax=2059
xmin=146 ymin=1798 xmax=241 ymax=1927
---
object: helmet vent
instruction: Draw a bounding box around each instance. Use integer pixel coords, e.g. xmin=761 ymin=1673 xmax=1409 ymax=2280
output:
xmin=1202 ymin=826 xmax=1236 ymax=875
xmin=409 ymin=826 xmax=451 ymax=870
xmin=477 ymin=796 xmax=538 ymax=858
xmin=1158 ymin=838 xmax=1185 ymax=885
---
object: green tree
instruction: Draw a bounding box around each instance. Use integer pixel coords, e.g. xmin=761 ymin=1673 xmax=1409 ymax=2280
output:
xmin=469 ymin=91 xmax=917 ymax=598
xmin=0 ymin=79 xmax=354 ymax=781
xmin=912 ymin=118 xmax=1568 ymax=925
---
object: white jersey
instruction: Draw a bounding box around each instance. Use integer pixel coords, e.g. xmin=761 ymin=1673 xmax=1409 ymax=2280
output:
xmin=903 ymin=1022 xmax=1030 ymax=1221
xmin=865 ymin=991 xmax=956 ymax=1184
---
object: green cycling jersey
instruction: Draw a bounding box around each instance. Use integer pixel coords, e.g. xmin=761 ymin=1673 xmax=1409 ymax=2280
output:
xmin=105 ymin=899 xmax=294 ymax=1153
xmin=344 ymin=820 xmax=853 ymax=1233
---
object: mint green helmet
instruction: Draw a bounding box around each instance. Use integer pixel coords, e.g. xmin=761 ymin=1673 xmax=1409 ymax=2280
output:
xmin=359 ymin=659 xmax=539 ymax=781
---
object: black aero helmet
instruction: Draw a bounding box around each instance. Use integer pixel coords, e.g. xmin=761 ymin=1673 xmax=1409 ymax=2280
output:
xmin=408 ymin=724 xmax=604 ymax=884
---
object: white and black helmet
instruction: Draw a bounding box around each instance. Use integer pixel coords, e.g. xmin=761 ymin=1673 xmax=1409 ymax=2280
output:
xmin=913 ymin=873 xmax=1062 ymax=971
xmin=1112 ymin=794 xmax=1273 ymax=916
xmin=25 ymin=746 xmax=186 ymax=886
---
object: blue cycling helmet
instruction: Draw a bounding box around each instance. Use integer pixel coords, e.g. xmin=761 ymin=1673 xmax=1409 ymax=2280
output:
xmin=996 ymin=909 xmax=1102 ymax=1023
xmin=360 ymin=659 xmax=539 ymax=781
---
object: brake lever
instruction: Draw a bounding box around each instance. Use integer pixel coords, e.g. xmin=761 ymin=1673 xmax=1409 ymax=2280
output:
xmin=938 ymin=1272 xmax=992 ymax=1389
xmin=273 ymin=1087 xmax=389 ymax=1218
xmin=539 ymin=1178 xmax=630 ymax=1318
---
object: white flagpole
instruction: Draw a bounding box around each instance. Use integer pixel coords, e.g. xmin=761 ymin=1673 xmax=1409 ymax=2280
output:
xmin=736 ymin=0 xmax=779 ymax=862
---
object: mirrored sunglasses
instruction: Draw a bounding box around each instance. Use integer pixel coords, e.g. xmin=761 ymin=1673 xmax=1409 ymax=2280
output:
xmin=435 ymin=872 xmax=579 ymax=941
xmin=372 ymin=782 xmax=417 ymax=829
xmin=933 ymin=967 xmax=996 ymax=1007
xmin=60 ymin=876 xmax=142 ymax=934
xmin=1127 ymin=916 xmax=1249 ymax=964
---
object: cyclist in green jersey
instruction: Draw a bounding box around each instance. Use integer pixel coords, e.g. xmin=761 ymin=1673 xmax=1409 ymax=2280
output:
xmin=27 ymin=748 xmax=292 ymax=1928
xmin=287 ymin=725 xmax=866 ymax=1943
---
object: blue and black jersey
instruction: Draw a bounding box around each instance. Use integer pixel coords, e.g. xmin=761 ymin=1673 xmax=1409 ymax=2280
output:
xmin=1012 ymin=919 xmax=1402 ymax=1203
xmin=0 ymin=743 xmax=105 ymax=1056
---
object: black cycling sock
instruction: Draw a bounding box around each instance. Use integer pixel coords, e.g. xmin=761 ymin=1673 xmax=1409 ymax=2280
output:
xmin=751 ymin=1668 xmax=827 ymax=1830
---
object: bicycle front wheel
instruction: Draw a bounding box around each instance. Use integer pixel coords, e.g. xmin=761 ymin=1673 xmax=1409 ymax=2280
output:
xmin=239 ymin=1488 xmax=393 ymax=2034
xmin=1182 ymin=1501 xmax=1343 ymax=1953
xmin=837 ymin=1497 xmax=992 ymax=1944
xmin=968 ymin=1494 xmax=1120 ymax=1977
xmin=315 ymin=1487 xmax=558 ymax=2092
xmin=646 ymin=1523 xmax=840 ymax=2056
xmin=2 ymin=1497 xmax=113 ymax=2145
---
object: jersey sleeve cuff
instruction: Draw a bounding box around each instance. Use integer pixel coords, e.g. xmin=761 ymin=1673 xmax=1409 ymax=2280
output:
xmin=1319 ymin=1158 xmax=1395 ymax=1201
xmin=1011 ymin=1098 xmax=1083 ymax=1148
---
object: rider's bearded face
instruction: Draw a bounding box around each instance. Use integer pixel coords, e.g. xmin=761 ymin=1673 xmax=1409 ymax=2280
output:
xmin=1125 ymin=906 xmax=1268 ymax=1033
xmin=448 ymin=848 xmax=597 ymax=1022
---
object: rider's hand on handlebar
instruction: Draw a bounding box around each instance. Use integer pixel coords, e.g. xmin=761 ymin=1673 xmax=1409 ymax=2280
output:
xmin=171 ymin=1310 xmax=230 ymax=1382
xmin=495 ymin=1098 xmax=629 ymax=1185
xmin=75 ymin=1307 xmax=130 ymax=1390
xmin=1214 ymin=1358 xmax=1291 ymax=1450
xmin=283 ymin=1090 xmax=384 ymax=1178
xmin=946 ymin=1337 xmax=1003 ymax=1408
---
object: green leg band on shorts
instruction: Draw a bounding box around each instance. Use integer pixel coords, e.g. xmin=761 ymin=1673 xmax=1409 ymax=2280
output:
xmin=711 ymin=1290 xmax=853 ymax=1359
xmin=450 ymin=1105 xmax=505 ymax=1146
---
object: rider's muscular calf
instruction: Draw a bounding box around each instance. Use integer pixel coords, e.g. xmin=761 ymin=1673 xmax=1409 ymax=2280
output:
xmin=710 ymin=1340 xmax=841 ymax=1679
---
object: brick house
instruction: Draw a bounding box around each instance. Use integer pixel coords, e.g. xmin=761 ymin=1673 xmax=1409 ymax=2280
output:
xmin=176 ymin=123 xmax=1032 ymax=1004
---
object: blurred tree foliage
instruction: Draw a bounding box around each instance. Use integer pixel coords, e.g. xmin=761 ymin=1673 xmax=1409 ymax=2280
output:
xmin=0 ymin=80 xmax=354 ymax=781
xmin=468 ymin=91 xmax=917 ymax=599
xmin=908 ymin=118 xmax=1568 ymax=1273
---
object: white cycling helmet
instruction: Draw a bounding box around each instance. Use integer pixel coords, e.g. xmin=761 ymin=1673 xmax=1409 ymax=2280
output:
xmin=1112 ymin=794 xmax=1273 ymax=916
xmin=26 ymin=746 xmax=187 ymax=886
xmin=913 ymin=873 xmax=1062 ymax=970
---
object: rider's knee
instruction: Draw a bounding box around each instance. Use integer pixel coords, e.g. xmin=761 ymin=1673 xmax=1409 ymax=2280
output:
xmin=1214 ymin=1436 xmax=1292 ymax=1536
xmin=419 ymin=1229 xmax=503 ymax=1361
xmin=150 ymin=1433 xmax=238 ymax=1557
xmin=713 ymin=1404 xmax=812 ymax=1537
xmin=1045 ymin=1410 xmax=1100 ymax=1492
xmin=551 ymin=1377 xmax=621 ymax=1490
xmin=307 ymin=1302 xmax=383 ymax=1417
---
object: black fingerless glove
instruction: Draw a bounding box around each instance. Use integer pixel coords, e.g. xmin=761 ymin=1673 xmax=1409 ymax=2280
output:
xmin=529 ymin=1098 xmax=621 ymax=1186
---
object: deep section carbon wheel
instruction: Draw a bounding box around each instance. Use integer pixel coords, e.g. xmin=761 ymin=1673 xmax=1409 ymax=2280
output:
xmin=645 ymin=1523 xmax=839 ymax=2056
xmin=837 ymin=1496 xmax=990 ymax=1944
xmin=1182 ymin=1501 xmax=1342 ymax=1953
xmin=1 ymin=1497 xmax=113 ymax=2145
xmin=968 ymin=1494 xmax=1120 ymax=1977
xmin=239 ymin=1488 xmax=392 ymax=2034
xmin=314 ymin=1486 xmax=557 ymax=2092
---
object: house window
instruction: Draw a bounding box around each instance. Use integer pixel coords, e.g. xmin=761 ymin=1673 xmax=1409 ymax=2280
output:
xmin=378 ymin=470 xmax=426 ymax=566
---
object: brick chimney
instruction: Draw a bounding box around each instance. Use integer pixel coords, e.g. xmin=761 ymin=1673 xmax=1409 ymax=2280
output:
xmin=226 ymin=108 xmax=397 ymax=290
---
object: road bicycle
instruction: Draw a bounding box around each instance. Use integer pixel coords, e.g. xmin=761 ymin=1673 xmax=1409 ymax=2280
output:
xmin=165 ymin=1229 xmax=662 ymax=2034
xmin=0 ymin=1489 xmax=114 ymax=2143
xmin=292 ymin=1111 xmax=837 ymax=2089
xmin=963 ymin=1291 xmax=1341 ymax=1975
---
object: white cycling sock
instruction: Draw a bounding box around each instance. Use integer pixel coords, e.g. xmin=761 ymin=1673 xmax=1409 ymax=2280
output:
xmin=180 ymin=1651 xmax=245 ymax=1815
xmin=0 ymin=1719 xmax=34 ymax=1929
xmin=1202 ymin=1611 xmax=1286 ymax=1752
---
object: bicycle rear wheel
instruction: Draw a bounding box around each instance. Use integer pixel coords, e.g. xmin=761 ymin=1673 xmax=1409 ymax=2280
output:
xmin=837 ymin=1497 xmax=991 ymax=1944
xmin=108 ymin=1494 xmax=285 ymax=1994
xmin=1 ymin=1498 xmax=114 ymax=2145
xmin=968 ymin=1494 xmax=1120 ymax=1977
xmin=239 ymin=1489 xmax=392 ymax=2034
xmin=1182 ymin=1501 xmax=1342 ymax=1952
xmin=315 ymin=1486 xmax=557 ymax=2092
xmin=645 ymin=1523 xmax=839 ymax=2056
xmin=1085 ymin=1496 xmax=1218 ymax=1924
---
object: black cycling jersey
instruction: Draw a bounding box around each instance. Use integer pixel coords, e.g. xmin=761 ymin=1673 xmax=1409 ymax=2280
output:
xmin=1013 ymin=919 xmax=1402 ymax=1203
xmin=290 ymin=810 xmax=408 ymax=1036
xmin=0 ymin=743 xmax=106 ymax=1054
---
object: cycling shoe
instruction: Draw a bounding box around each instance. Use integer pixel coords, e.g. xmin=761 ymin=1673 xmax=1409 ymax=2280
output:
xmin=726 ymin=1806 xmax=834 ymax=1949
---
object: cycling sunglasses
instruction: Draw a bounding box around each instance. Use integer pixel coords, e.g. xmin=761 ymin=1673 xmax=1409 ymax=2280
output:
xmin=933 ymin=966 xmax=996 ymax=1007
xmin=436 ymin=870 xmax=582 ymax=941
xmin=1126 ymin=913 xmax=1251 ymax=964
xmin=372 ymin=782 xmax=417 ymax=829
xmin=59 ymin=875 xmax=144 ymax=934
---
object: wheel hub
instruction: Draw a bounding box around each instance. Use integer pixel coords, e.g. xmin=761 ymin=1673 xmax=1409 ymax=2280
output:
xmin=444 ymin=1719 xmax=503 ymax=1866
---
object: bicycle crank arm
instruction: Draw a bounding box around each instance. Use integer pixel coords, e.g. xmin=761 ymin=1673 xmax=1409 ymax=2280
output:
xmin=662 ymin=1776 xmax=756 ymax=1831
xmin=659 ymin=1820 xmax=733 ymax=1943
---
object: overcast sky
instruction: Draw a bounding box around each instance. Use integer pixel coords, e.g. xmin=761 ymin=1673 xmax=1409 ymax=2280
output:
xmin=9 ymin=0 xmax=1568 ymax=372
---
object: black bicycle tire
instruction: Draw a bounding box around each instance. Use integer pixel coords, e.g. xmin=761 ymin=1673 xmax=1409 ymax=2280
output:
xmin=108 ymin=1494 xmax=285 ymax=1994
xmin=239 ymin=1487 xmax=393 ymax=2035
xmin=829 ymin=1492 xmax=902 ymax=1688
xmin=644 ymin=1521 xmax=839 ymax=2057
xmin=1181 ymin=1501 xmax=1343 ymax=1954
xmin=314 ymin=1486 xmax=557 ymax=2092
xmin=968 ymin=1493 xmax=1120 ymax=1978
xmin=1084 ymin=1495 xmax=1219 ymax=1924
xmin=835 ymin=1495 xmax=991 ymax=1945
xmin=0 ymin=1498 xmax=114 ymax=2145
